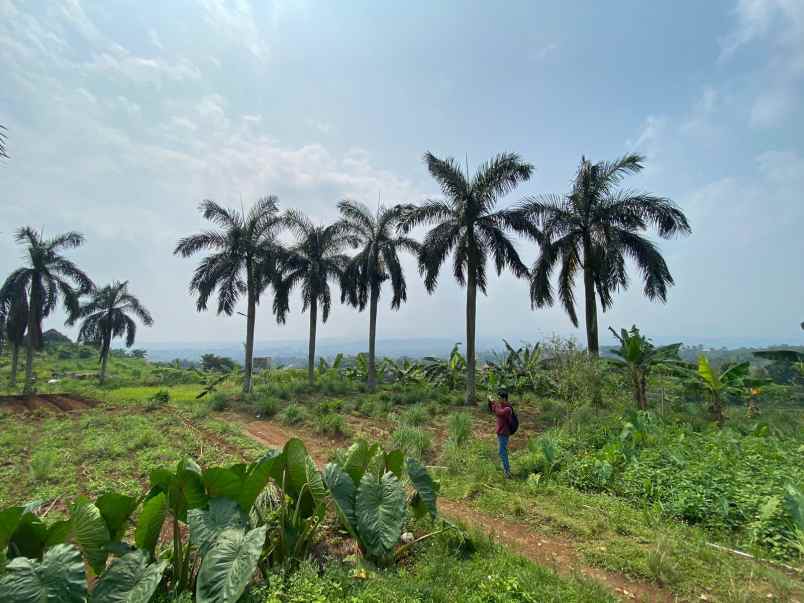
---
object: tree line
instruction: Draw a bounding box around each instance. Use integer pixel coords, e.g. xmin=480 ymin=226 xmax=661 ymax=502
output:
xmin=0 ymin=151 xmax=691 ymax=402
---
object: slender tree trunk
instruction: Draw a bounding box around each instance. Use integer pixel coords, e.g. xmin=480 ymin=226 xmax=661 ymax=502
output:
xmin=243 ymin=284 xmax=256 ymax=394
xmin=465 ymin=268 xmax=477 ymax=405
xmin=634 ymin=369 xmax=648 ymax=410
xmin=23 ymin=312 xmax=35 ymax=397
xmin=10 ymin=344 xmax=18 ymax=387
xmin=367 ymin=286 xmax=379 ymax=391
xmin=100 ymin=345 xmax=109 ymax=385
xmin=308 ymin=297 xmax=317 ymax=385
xmin=583 ymin=257 xmax=599 ymax=357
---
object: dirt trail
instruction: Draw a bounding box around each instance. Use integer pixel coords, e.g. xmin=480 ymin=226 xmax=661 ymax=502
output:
xmin=243 ymin=418 xmax=673 ymax=603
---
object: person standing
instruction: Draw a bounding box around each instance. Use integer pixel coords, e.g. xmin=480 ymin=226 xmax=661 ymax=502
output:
xmin=488 ymin=389 xmax=513 ymax=478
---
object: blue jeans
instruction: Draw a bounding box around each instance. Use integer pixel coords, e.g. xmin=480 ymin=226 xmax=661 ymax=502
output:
xmin=497 ymin=434 xmax=510 ymax=476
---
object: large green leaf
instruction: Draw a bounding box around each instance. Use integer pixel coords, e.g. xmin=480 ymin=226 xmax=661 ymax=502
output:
xmin=697 ymin=355 xmax=719 ymax=391
xmin=282 ymin=439 xmax=324 ymax=518
xmin=188 ymin=498 xmax=248 ymax=556
xmin=323 ymin=463 xmax=357 ymax=534
xmin=237 ymin=451 xmax=281 ymax=513
xmin=406 ymin=458 xmax=438 ymax=518
xmin=343 ymin=439 xmax=370 ymax=484
xmin=91 ymin=550 xmax=167 ymax=603
xmin=9 ymin=513 xmax=48 ymax=560
xmin=202 ymin=468 xmax=243 ymax=501
xmin=96 ymin=493 xmax=138 ymax=542
xmin=0 ymin=544 xmax=86 ymax=603
xmin=44 ymin=520 xmax=72 ymax=548
xmin=70 ymin=497 xmax=110 ymax=574
xmin=720 ymin=361 xmax=750 ymax=386
xmin=384 ymin=450 xmax=404 ymax=479
xmin=195 ymin=525 xmax=267 ymax=603
xmin=0 ymin=506 xmax=24 ymax=552
xmin=134 ymin=493 xmax=167 ymax=554
xmin=355 ymin=471 xmax=405 ymax=561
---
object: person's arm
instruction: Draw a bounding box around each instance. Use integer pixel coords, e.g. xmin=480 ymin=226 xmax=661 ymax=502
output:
xmin=492 ymin=404 xmax=511 ymax=418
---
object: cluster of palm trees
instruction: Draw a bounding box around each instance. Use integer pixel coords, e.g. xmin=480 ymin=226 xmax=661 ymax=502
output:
xmin=0 ymin=229 xmax=153 ymax=393
xmin=176 ymin=151 xmax=691 ymax=403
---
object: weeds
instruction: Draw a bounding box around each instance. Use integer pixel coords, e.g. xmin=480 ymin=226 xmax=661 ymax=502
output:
xmin=391 ymin=424 xmax=432 ymax=460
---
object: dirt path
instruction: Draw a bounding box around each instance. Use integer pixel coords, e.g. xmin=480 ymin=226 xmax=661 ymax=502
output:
xmin=242 ymin=418 xmax=673 ymax=603
xmin=0 ymin=393 xmax=100 ymax=414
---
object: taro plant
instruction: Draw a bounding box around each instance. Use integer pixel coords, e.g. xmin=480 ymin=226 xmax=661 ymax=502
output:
xmin=0 ymin=440 xmax=326 ymax=603
xmin=323 ymin=439 xmax=440 ymax=565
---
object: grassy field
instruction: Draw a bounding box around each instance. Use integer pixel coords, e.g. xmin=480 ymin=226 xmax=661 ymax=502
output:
xmin=0 ymin=345 xmax=802 ymax=602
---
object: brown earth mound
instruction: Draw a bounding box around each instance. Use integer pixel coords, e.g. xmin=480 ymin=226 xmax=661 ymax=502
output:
xmin=0 ymin=394 xmax=101 ymax=414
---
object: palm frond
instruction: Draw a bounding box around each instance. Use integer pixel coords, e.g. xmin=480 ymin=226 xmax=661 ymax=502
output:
xmin=423 ymin=152 xmax=469 ymax=202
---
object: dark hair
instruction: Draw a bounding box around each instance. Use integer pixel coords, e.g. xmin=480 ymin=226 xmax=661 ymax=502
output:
xmin=497 ymin=388 xmax=508 ymax=400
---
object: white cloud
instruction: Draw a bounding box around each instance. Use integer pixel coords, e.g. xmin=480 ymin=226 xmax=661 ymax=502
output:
xmin=197 ymin=0 xmax=269 ymax=60
xmin=148 ymin=28 xmax=163 ymax=50
xmin=306 ymin=119 xmax=332 ymax=134
xmin=529 ymin=42 xmax=557 ymax=62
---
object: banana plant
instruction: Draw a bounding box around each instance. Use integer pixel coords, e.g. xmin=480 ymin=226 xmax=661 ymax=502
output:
xmin=421 ymin=343 xmax=466 ymax=390
xmin=608 ymin=326 xmax=682 ymax=410
xmin=323 ymin=439 xmax=439 ymax=566
xmin=380 ymin=357 xmax=424 ymax=386
xmin=696 ymin=355 xmax=750 ymax=426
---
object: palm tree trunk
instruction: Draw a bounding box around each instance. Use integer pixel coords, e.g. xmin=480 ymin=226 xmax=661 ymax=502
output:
xmin=23 ymin=311 xmax=35 ymax=397
xmin=308 ymin=297 xmax=317 ymax=385
xmin=465 ymin=269 xmax=477 ymax=405
xmin=243 ymin=285 xmax=256 ymax=394
xmin=367 ymin=286 xmax=379 ymax=391
xmin=100 ymin=340 xmax=109 ymax=385
xmin=10 ymin=344 xmax=19 ymax=387
xmin=583 ymin=259 xmax=599 ymax=357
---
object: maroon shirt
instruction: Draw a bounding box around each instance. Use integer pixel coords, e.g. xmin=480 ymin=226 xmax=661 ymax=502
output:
xmin=489 ymin=401 xmax=512 ymax=436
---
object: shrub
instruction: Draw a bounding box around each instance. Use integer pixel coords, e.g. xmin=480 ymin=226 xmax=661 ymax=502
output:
xmin=278 ymin=403 xmax=308 ymax=426
xmin=400 ymin=404 xmax=429 ymax=426
xmin=257 ymin=396 xmax=280 ymax=418
xmin=446 ymin=412 xmax=472 ymax=447
xmin=391 ymin=424 xmax=432 ymax=460
xmin=30 ymin=448 xmax=58 ymax=483
xmin=313 ymin=413 xmax=350 ymax=437
xmin=145 ymin=389 xmax=170 ymax=411
xmin=207 ymin=392 xmax=229 ymax=411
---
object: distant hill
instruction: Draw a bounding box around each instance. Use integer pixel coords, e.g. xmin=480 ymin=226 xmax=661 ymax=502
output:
xmin=42 ymin=329 xmax=72 ymax=346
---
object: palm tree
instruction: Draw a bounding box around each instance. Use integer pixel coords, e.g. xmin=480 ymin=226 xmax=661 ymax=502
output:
xmin=70 ymin=281 xmax=153 ymax=383
xmin=0 ymin=228 xmax=94 ymax=395
xmin=174 ymin=197 xmax=285 ymax=393
xmin=338 ymin=200 xmax=421 ymax=391
xmin=0 ymin=291 xmax=28 ymax=386
xmin=274 ymin=210 xmax=351 ymax=385
xmin=519 ymin=154 xmax=691 ymax=356
xmin=402 ymin=152 xmax=534 ymax=404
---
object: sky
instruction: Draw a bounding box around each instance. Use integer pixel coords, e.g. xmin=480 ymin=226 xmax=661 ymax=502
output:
xmin=0 ymin=0 xmax=802 ymax=348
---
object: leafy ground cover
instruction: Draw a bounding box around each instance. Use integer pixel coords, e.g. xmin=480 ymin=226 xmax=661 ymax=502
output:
xmin=1 ymin=344 xmax=802 ymax=601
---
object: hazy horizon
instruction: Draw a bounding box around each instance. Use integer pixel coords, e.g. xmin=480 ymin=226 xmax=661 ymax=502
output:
xmin=2 ymin=1 xmax=802 ymax=348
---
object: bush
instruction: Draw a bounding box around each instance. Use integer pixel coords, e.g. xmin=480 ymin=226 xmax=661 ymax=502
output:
xmin=257 ymin=396 xmax=280 ymax=418
xmin=313 ymin=413 xmax=350 ymax=437
xmin=30 ymin=449 xmax=58 ymax=483
xmin=207 ymin=392 xmax=230 ymax=411
xmin=278 ymin=403 xmax=308 ymax=426
xmin=390 ymin=424 xmax=432 ymax=460
xmin=400 ymin=404 xmax=429 ymax=426
xmin=145 ymin=389 xmax=170 ymax=411
xmin=446 ymin=412 xmax=473 ymax=447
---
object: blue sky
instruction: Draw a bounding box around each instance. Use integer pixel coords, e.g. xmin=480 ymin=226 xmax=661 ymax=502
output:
xmin=1 ymin=0 xmax=802 ymax=346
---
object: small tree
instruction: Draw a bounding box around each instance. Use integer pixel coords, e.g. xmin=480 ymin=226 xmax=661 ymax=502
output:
xmin=608 ymin=325 xmax=681 ymax=410
xmin=71 ymin=281 xmax=153 ymax=383
xmin=696 ymin=356 xmax=749 ymax=426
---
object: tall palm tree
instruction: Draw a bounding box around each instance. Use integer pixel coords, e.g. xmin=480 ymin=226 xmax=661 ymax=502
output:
xmin=0 ymin=291 xmax=28 ymax=386
xmin=402 ymin=152 xmax=534 ymax=404
xmin=274 ymin=210 xmax=351 ymax=385
xmin=519 ymin=154 xmax=691 ymax=356
xmin=0 ymin=228 xmax=94 ymax=395
xmin=70 ymin=281 xmax=153 ymax=383
xmin=338 ymin=200 xmax=421 ymax=391
xmin=174 ymin=197 xmax=285 ymax=393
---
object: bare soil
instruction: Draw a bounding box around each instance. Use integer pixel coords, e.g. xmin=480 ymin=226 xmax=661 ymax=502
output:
xmin=0 ymin=393 xmax=101 ymax=414
xmin=242 ymin=417 xmax=673 ymax=602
